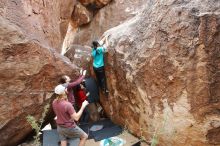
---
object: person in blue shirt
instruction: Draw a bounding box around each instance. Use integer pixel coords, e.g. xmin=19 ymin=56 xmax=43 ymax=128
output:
xmin=91 ymin=37 xmax=109 ymax=95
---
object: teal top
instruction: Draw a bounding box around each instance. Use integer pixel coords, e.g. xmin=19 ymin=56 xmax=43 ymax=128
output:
xmin=91 ymin=47 xmax=106 ymax=68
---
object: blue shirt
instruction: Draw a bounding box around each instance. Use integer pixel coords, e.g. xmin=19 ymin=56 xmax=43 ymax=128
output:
xmin=91 ymin=47 xmax=106 ymax=68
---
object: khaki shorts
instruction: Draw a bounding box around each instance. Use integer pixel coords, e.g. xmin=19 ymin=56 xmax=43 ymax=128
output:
xmin=57 ymin=125 xmax=87 ymax=141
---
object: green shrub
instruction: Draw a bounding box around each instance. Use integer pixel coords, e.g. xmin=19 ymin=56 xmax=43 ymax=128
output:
xmin=26 ymin=104 xmax=50 ymax=146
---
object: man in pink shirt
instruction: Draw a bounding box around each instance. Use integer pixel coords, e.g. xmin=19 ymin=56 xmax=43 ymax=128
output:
xmin=53 ymin=73 xmax=89 ymax=146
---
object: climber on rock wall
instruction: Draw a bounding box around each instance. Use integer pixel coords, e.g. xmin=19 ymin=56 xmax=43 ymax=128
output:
xmin=91 ymin=36 xmax=109 ymax=95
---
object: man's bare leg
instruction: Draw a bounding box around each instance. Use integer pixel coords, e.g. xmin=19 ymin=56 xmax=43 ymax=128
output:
xmin=78 ymin=134 xmax=88 ymax=146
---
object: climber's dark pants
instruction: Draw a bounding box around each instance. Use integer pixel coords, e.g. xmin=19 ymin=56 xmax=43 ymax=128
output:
xmin=93 ymin=66 xmax=108 ymax=92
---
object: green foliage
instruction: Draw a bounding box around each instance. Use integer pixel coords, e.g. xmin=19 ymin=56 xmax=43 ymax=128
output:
xmin=26 ymin=104 xmax=50 ymax=146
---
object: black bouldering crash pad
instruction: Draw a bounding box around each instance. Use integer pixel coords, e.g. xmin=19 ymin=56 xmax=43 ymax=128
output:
xmin=79 ymin=118 xmax=123 ymax=141
xmin=91 ymin=125 xmax=123 ymax=141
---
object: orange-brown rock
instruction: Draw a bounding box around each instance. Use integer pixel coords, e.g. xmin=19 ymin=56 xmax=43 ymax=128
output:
xmin=0 ymin=0 xmax=78 ymax=146
xmin=71 ymin=3 xmax=93 ymax=27
xmin=62 ymin=0 xmax=147 ymax=52
xmin=64 ymin=45 xmax=92 ymax=76
xmin=99 ymin=0 xmax=220 ymax=146
xmin=1 ymin=0 xmax=220 ymax=146
xmin=1 ymin=0 xmax=75 ymax=52
xmin=0 ymin=41 xmax=78 ymax=146
xmin=79 ymin=0 xmax=112 ymax=9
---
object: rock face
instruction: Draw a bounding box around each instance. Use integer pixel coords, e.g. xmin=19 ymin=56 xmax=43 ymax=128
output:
xmin=79 ymin=0 xmax=112 ymax=9
xmin=1 ymin=0 xmax=220 ymax=146
xmin=71 ymin=3 xmax=93 ymax=27
xmin=98 ymin=1 xmax=220 ymax=146
xmin=61 ymin=1 xmax=220 ymax=145
xmin=0 ymin=0 xmax=77 ymax=146
xmin=0 ymin=0 xmax=75 ymax=52
xmin=64 ymin=45 xmax=92 ymax=75
xmin=62 ymin=0 xmax=146 ymax=54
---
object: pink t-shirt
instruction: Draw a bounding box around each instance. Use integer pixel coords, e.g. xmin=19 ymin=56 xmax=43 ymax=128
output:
xmin=52 ymin=99 xmax=76 ymax=128
xmin=66 ymin=75 xmax=85 ymax=105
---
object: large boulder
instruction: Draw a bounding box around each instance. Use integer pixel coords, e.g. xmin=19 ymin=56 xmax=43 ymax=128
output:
xmin=62 ymin=0 xmax=147 ymax=53
xmin=1 ymin=0 xmax=75 ymax=52
xmin=71 ymin=3 xmax=93 ymax=27
xmin=79 ymin=0 xmax=112 ymax=9
xmin=0 ymin=0 xmax=77 ymax=145
xmin=100 ymin=0 xmax=220 ymax=146
xmin=64 ymin=45 xmax=92 ymax=75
